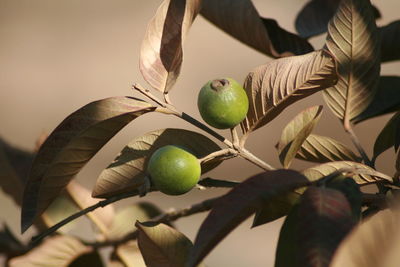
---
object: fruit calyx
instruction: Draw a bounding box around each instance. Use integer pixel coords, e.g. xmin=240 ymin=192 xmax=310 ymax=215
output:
xmin=210 ymin=78 xmax=229 ymax=92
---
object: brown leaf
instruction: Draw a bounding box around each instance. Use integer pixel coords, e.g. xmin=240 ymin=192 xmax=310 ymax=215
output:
xmin=140 ymin=0 xmax=201 ymax=93
xmin=188 ymin=170 xmax=310 ymax=267
xmin=240 ymin=50 xmax=336 ymax=139
xmin=92 ymin=128 xmax=221 ymax=198
xmin=373 ymin=112 xmax=400 ymax=160
xmin=323 ymin=0 xmax=380 ymax=123
xmin=21 ymin=97 xmax=156 ymax=233
xmin=136 ymin=222 xmax=194 ymax=267
xmin=201 ymin=0 xmax=313 ymax=57
xmin=277 ymin=106 xmax=323 ymax=168
xmin=298 ymin=134 xmax=360 ymax=163
xmin=330 ymin=209 xmax=400 ymax=267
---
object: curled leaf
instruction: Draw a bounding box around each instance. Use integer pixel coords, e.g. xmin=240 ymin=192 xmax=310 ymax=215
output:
xmin=241 ymin=50 xmax=337 ymax=139
xmin=140 ymin=0 xmax=201 ymax=93
xmin=21 ymin=97 xmax=156 ymax=233
xmin=92 ymin=128 xmax=221 ymax=198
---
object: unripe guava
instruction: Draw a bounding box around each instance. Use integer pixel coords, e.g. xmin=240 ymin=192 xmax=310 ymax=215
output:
xmin=147 ymin=145 xmax=201 ymax=195
xmin=197 ymin=78 xmax=249 ymax=129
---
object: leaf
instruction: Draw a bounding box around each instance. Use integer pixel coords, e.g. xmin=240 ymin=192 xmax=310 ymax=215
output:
xmin=21 ymin=97 xmax=156 ymax=233
xmin=277 ymin=106 xmax=323 ymax=168
xmin=240 ymin=50 xmax=337 ymax=138
xmin=322 ymin=0 xmax=381 ymax=123
xmin=92 ymin=128 xmax=221 ymax=198
xmin=139 ymin=0 xmax=201 ymax=93
xmin=8 ymin=235 xmax=103 ymax=267
xmin=302 ymin=161 xmax=393 ymax=185
xmin=373 ymin=112 xmax=400 ymax=160
xmin=380 ymin=21 xmax=400 ymax=62
xmin=352 ymin=76 xmax=400 ymax=124
xmin=201 ymin=0 xmax=313 ymax=58
xmin=330 ymin=209 xmax=400 ymax=267
xmin=295 ymin=0 xmax=381 ymax=39
xmin=136 ymin=221 xmax=194 ymax=267
xmin=116 ymin=241 xmax=146 ymax=267
xmin=296 ymin=186 xmax=355 ymax=267
xmin=297 ymin=134 xmax=360 ymax=163
xmin=188 ymin=169 xmax=310 ymax=267
xmin=0 ymin=224 xmax=24 ymax=254
xmin=252 ymin=191 xmax=300 ymax=228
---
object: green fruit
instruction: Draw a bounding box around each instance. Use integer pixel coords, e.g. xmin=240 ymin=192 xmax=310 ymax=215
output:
xmin=197 ymin=78 xmax=249 ymax=129
xmin=147 ymin=145 xmax=201 ymax=195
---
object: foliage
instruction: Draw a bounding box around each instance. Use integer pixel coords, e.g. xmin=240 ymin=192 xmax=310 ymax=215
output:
xmin=1 ymin=0 xmax=400 ymax=266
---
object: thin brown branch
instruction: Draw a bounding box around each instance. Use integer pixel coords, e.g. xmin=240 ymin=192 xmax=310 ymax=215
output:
xmin=344 ymin=122 xmax=373 ymax=167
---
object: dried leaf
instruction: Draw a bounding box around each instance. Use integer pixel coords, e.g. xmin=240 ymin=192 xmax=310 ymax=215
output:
xmin=297 ymin=187 xmax=355 ymax=267
xmin=241 ymin=50 xmax=337 ymax=139
xmin=188 ymin=170 xmax=310 ymax=267
xmin=373 ymin=112 xmax=400 ymax=160
xmin=302 ymin=161 xmax=392 ymax=185
xmin=352 ymin=76 xmax=400 ymax=124
xmin=323 ymin=0 xmax=380 ymax=123
xmin=92 ymin=128 xmax=221 ymax=198
xmin=295 ymin=0 xmax=381 ymax=39
xmin=9 ymin=235 xmax=103 ymax=267
xmin=201 ymin=0 xmax=313 ymax=57
xmin=330 ymin=209 xmax=400 ymax=267
xmin=136 ymin=222 xmax=193 ymax=267
xmin=140 ymin=0 xmax=201 ymax=93
xmin=277 ymin=106 xmax=323 ymax=168
xmin=21 ymin=97 xmax=156 ymax=233
xmin=297 ymin=134 xmax=360 ymax=163
xmin=380 ymin=21 xmax=400 ymax=62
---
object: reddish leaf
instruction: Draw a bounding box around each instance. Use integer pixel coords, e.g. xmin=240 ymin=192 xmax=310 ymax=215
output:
xmin=187 ymin=170 xmax=310 ymax=266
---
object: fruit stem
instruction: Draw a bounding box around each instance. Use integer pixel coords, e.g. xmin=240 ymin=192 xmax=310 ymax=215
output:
xmin=238 ymin=147 xmax=276 ymax=171
xmin=199 ymin=148 xmax=237 ymax=163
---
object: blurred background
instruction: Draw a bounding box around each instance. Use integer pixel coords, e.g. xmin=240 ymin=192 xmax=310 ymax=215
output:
xmin=0 ymin=0 xmax=399 ymax=266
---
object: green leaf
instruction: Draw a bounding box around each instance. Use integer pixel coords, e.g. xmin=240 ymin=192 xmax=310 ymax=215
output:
xmin=296 ymin=186 xmax=355 ymax=267
xmin=277 ymin=105 xmax=323 ymax=168
xmin=323 ymin=0 xmax=380 ymax=123
xmin=297 ymin=134 xmax=360 ymax=163
xmin=352 ymin=76 xmax=400 ymax=124
xmin=373 ymin=112 xmax=400 ymax=160
xmin=92 ymin=128 xmax=221 ymax=198
xmin=21 ymin=97 xmax=156 ymax=232
xmin=188 ymin=170 xmax=310 ymax=267
xmin=295 ymin=0 xmax=381 ymax=39
xmin=140 ymin=0 xmax=201 ymax=93
xmin=252 ymin=192 xmax=300 ymax=228
xmin=201 ymin=0 xmax=313 ymax=58
xmin=240 ymin=50 xmax=337 ymax=140
xmin=331 ymin=209 xmax=400 ymax=267
xmin=9 ymin=235 xmax=103 ymax=267
xmin=136 ymin=222 xmax=194 ymax=267
xmin=302 ymin=161 xmax=392 ymax=185
xmin=380 ymin=21 xmax=400 ymax=62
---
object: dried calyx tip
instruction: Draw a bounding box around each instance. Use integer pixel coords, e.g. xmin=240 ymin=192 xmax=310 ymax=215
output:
xmin=210 ymin=78 xmax=229 ymax=91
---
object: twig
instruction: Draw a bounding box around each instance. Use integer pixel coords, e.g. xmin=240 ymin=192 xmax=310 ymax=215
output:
xmin=238 ymin=148 xmax=276 ymax=171
xmin=199 ymin=148 xmax=237 ymax=163
xmin=231 ymin=127 xmax=240 ymax=149
xmin=344 ymin=122 xmax=373 ymax=167
xmin=87 ymin=196 xmax=220 ymax=249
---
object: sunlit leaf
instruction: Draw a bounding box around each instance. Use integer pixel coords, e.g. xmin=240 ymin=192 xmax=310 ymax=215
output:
xmin=93 ymin=128 xmax=221 ymax=198
xmin=9 ymin=235 xmax=103 ymax=267
xmin=240 ymin=50 xmax=337 ymax=140
xmin=353 ymin=76 xmax=400 ymax=124
xmin=140 ymin=0 xmax=201 ymax=93
xmin=136 ymin=222 xmax=193 ymax=267
xmin=295 ymin=0 xmax=381 ymax=39
xmin=380 ymin=21 xmax=400 ymax=62
xmin=277 ymin=106 xmax=323 ymax=168
xmin=296 ymin=186 xmax=355 ymax=266
xmin=323 ymin=0 xmax=380 ymax=123
xmin=302 ymin=161 xmax=393 ymax=185
xmin=373 ymin=112 xmax=400 ymax=161
xmin=188 ymin=170 xmax=310 ymax=267
xmin=297 ymin=134 xmax=360 ymax=163
xmin=201 ymin=0 xmax=313 ymax=58
xmin=331 ymin=209 xmax=400 ymax=267
xmin=21 ymin=97 xmax=156 ymax=233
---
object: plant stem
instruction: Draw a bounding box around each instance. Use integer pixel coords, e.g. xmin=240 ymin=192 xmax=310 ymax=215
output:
xmin=199 ymin=148 xmax=237 ymax=163
xmin=344 ymin=121 xmax=373 ymax=167
xmin=238 ymin=148 xmax=276 ymax=170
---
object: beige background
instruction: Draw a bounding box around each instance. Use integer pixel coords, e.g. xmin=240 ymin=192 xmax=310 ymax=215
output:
xmin=1 ymin=0 xmax=399 ymax=266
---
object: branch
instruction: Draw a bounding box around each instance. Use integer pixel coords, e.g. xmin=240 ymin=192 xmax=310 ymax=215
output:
xmin=198 ymin=177 xmax=239 ymax=188
xmin=199 ymin=148 xmax=237 ymax=163
xmin=238 ymin=148 xmax=276 ymax=171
